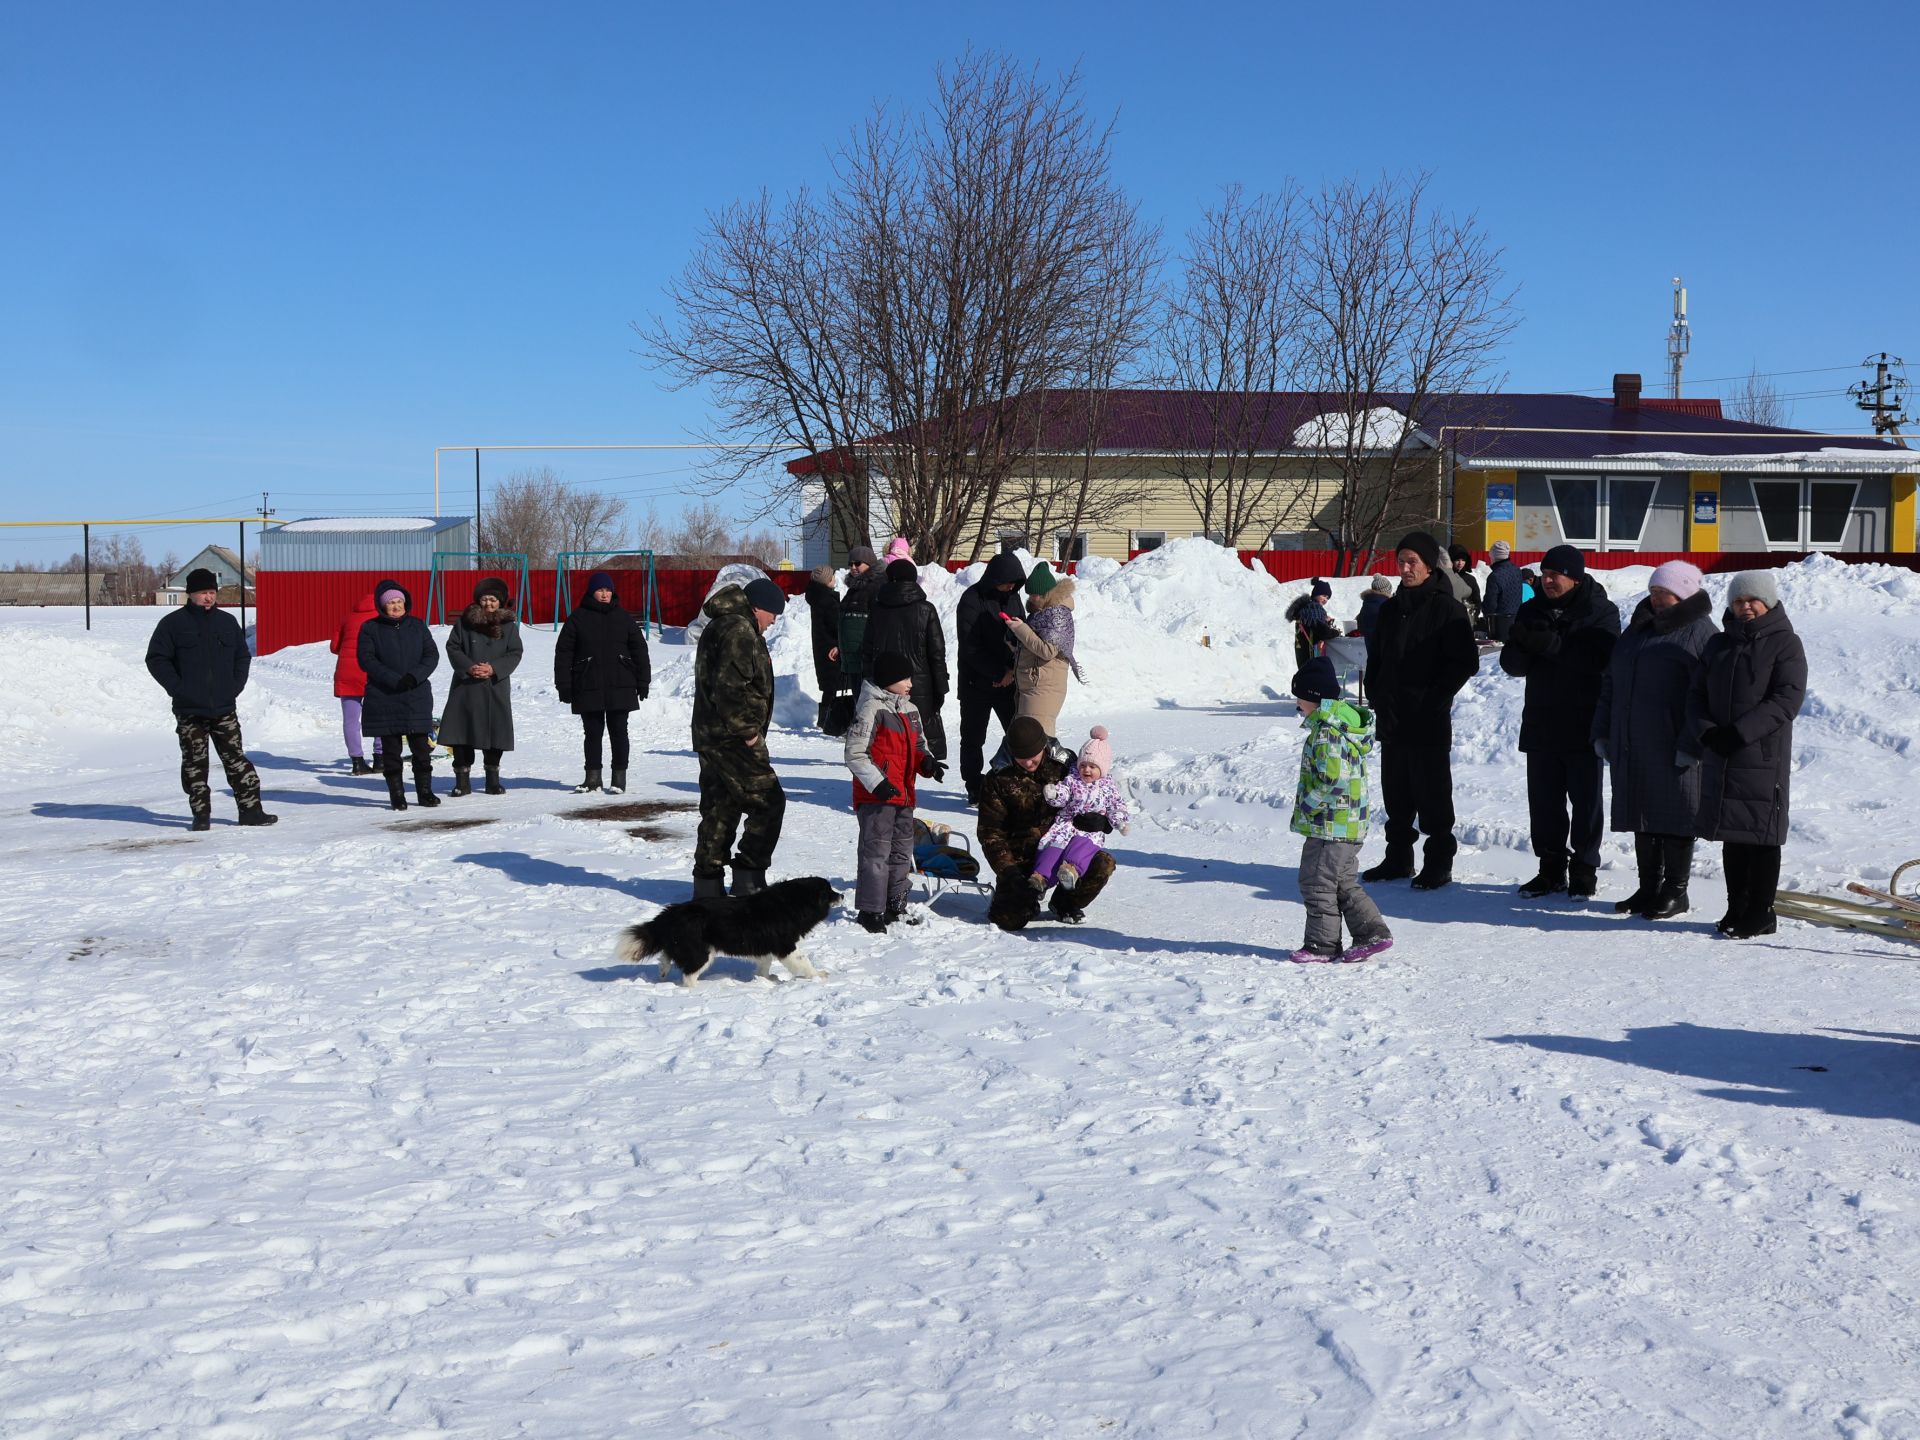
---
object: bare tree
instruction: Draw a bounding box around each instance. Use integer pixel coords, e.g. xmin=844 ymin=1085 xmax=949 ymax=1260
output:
xmin=553 ymin=487 xmax=627 ymax=559
xmin=482 ymin=467 xmax=563 ymax=565
xmin=644 ymin=51 xmax=1158 ymax=562
xmin=1292 ymin=174 xmax=1518 ymax=573
xmin=1154 ymin=184 xmax=1310 ymax=546
xmin=1726 ymin=365 xmax=1788 ymax=427
xmin=630 ymin=503 xmax=670 ymax=555
xmin=670 ymin=501 xmax=735 ymax=561
xmin=734 ymin=528 xmax=787 ymax=567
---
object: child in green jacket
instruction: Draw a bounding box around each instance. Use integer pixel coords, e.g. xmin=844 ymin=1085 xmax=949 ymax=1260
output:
xmin=1289 ymin=657 xmax=1394 ymax=963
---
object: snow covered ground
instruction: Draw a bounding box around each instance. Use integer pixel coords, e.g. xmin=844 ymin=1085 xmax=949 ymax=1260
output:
xmin=3 ymin=544 xmax=1918 ymax=1438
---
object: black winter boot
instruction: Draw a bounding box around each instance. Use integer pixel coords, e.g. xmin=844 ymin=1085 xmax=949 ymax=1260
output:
xmin=1644 ymin=836 xmax=1693 ymax=920
xmin=237 ymin=803 xmax=279 ymax=827
xmin=448 ymin=767 xmax=473 ymax=798
xmin=189 ymin=807 xmax=212 ymax=832
xmin=483 ymin=766 xmax=504 ymax=795
xmin=1615 ymin=834 xmax=1665 ymax=914
xmin=606 ymin=768 xmax=628 ymax=795
xmin=691 ymin=873 xmax=727 ymax=900
xmin=1518 ymin=861 xmax=1568 ymax=899
xmin=385 ymin=773 xmax=408 ymax=811
xmin=1363 ymin=846 xmax=1416 ymax=883
xmin=573 ymin=768 xmax=603 ymax=794
xmin=351 ymin=756 xmax=374 ymax=776
xmin=857 ymin=910 xmax=889 ymax=934
xmin=1567 ymin=862 xmax=1598 ymax=900
xmin=1410 ymin=862 xmax=1453 ymax=892
xmin=731 ymin=866 xmax=767 ymax=898
xmin=413 ymin=766 xmax=441 ymax=808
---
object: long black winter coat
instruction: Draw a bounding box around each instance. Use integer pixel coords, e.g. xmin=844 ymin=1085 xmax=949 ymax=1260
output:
xmin=146 ymin=603 xmax=251 ymax=719
xmin=806 ymin=579 xmax=843 ymax=692
xmin=1688 ymin=604 xmax=1807 ymax=846
xmin=357 ymin=582 xmax=440 ymax=736
xmin=555 ymin=596 xmax=650 ymax=714
xmin=1498 ymin=576 xmax=1622 ymax=753
xmin=860 ymin=576 xmax=950 ymax=757
xmin=836 ymin=566 xmax=885 ymax=680
xmin=1594 ymin=591 xmax=1717 ymax=834
xmin=1365 ymin=574 xmax=1480 ymax=746
xmin=1484 ymin=558 xmax=1523 ymax=620
xmin=955 ymin=553 xmax=1026 ymax=691
xmin=440 ymin=606 xmax=524 ymax=751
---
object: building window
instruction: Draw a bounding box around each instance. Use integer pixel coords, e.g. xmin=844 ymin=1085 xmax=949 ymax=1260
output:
xmin=1265 ymin=529 xmax=1318 ymax=551
xmin=997 ymin=532 xmax=1027 ymax=555
xmin=1192 ymin=529 xmax=1229 ymax=545
xmin=1130 ymin=530 xmax=1166 ymax=552
xmin=1547 ymin=475 xmax=1658 ymax=550
xmin=1752 ymin=479 xmax=1857 ymax=549
xmin=1054 ymin=532 xmax=1088 ymax=563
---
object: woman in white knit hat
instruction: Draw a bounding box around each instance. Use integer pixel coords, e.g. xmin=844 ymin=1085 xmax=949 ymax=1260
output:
xmin=1593 ymin=560 xmax=1717 ymax=919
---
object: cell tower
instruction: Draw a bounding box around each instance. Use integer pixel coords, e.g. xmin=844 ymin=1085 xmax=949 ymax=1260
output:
xmin=1666 ymin=277 xmax=1690 ymax=399
xmin=1848 ymin=353 xmax=1910 ymax=445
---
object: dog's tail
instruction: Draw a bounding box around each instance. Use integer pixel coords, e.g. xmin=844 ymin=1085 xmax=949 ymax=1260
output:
xmin=616 ymin=919 xmax=662 ymax=967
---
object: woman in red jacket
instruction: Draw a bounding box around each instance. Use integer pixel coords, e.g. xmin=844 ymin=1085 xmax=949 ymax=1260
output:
xmin=330 ymin=593 xmax=379 ymax=773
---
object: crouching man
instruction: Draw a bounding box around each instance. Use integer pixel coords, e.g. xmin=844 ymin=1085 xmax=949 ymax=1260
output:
xmin=977 ymin=715 xmax=1115 ymax=929
xmin=145 ymin=568 xmax=278 ymax=831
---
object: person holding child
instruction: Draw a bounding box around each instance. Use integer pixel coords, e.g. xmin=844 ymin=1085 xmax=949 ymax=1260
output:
xmin=978 ymin=716 xmax=1118 ymax=929
xmin=1029 ymin=725 xmax=1129 ymax=893
xmin=1288 ymin=655 xmax=1394 ymax=963
xmin=844 ymin=650 xmax=946 ymax=933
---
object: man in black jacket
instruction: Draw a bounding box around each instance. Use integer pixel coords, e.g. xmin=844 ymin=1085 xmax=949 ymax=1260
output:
xmin=145 ymin=568 xmax=277 ymax=831
xmin=859 ymin=558 xmax=950 ymax=758
xmin=954 ymin=552 xmax=1027 ymax=803
xmin=1363 ymin=532 xmax=1480 ymax=889
xmin=805 ymin=565 xmax=847 ymax=733
xmin=1499 ymin=544 xmax=1621 ymax=899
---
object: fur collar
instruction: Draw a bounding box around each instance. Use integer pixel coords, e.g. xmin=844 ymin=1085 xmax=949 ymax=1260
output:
xmin=460 ymin=603 xmax=508 ymax=638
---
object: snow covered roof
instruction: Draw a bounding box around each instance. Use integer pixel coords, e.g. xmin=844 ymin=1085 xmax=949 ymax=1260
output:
xmin=270 ymin=517 xmax=464 ymax=533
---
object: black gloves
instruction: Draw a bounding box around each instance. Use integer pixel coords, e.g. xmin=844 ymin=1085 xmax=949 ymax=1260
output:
xmin=397 ymin=673 xmax=419 ymax=690
xmin=918 ymin=757 xmax=947 ymax=780
xmin=1701 ymin=724 xmax=1741 ymax=757
xmin=870 ymin=780 xmax=900 ymax=804
xmin=1072 ymin=813 xmax=1113 ymax=834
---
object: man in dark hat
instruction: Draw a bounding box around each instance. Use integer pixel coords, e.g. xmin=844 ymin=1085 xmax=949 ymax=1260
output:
xmin=1362 ymin=531 xmax=1479 ymax=889
xmin=145 ymin=568 xmax=278 ymax=831
xmin=690 ymin=576 xmax=787 ymax=898
xmin=976 ymin=715 xmax=1116 ymax=929
xmin=1499 ymin=544 xmax=1620 ymax=900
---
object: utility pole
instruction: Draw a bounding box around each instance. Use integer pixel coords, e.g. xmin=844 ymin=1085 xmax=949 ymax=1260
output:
xmin=1666 ymin=277 xmax=1690 ymax=399
xmin=1849 ymin=353 xmax=1910 ymax=446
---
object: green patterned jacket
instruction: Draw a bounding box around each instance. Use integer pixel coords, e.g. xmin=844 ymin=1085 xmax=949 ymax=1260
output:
xmin=1290 ymin=699 xmax=1375 ymax=842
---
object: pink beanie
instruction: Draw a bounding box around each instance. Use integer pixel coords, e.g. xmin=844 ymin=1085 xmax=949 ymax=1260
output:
xmin=1078 ymin=725 xmax=1113 ymax=777
xmin=1647 ymin=560 xmax=1704 ymax=601
xmin=883 ymin=536 xmax=913 ymax=563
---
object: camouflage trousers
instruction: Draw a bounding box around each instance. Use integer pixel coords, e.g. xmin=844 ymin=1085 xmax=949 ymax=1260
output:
xmin=176 ymin=712 xmax=262 ymax=815
xmin=693 ymin=743 xmax=785 ymax=877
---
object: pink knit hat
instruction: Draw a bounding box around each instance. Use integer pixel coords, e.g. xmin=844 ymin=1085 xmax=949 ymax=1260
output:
xmin=882 ymin=535 xmax=913 ymax=563
xmin=1647 ymin=559 xmax=1704 ymax=601
xmin=1077 ymin=725 xmax=1113 ymax=777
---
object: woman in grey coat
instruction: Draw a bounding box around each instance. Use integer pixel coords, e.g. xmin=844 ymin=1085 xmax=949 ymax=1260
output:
xmin=440 ymin=577 xmax=524 ymax=796
xmin=1684 ymin=570 xmax=1807 ymax=939
xmin=1593 ymin=560 xmax=1717 ymax=918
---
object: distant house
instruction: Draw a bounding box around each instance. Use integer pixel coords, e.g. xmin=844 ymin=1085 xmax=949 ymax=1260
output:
xmin=0 ymin=572 xmax=108 ymax=606
xmin=157 ymin=545 xmax=256 ymax=606
xmin=791 ymin=374 xmax=1917 ymax=562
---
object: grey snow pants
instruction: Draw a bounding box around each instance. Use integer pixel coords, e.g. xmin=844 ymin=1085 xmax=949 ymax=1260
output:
xmin=1298 ymin=836 xmax=1391 ymax=956
xmin=855 ymin=802 xmax=916 ymax=915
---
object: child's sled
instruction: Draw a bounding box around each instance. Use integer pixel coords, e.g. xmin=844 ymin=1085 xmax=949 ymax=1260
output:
xmin=913 ymin=818 xmax=988 ymax=905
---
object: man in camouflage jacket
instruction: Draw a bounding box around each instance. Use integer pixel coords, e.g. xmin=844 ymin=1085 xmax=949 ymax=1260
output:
xmin=976 ymin=716 xmax=1115 ymax=930
xmin=691 ymin=579 xmax=786 ymax=897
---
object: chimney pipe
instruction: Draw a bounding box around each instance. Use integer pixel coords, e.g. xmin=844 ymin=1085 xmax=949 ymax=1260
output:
xmin=1613 ymin=373 xmax=1642 ymax=410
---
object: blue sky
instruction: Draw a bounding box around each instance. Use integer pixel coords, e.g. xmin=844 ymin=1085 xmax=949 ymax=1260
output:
xmin=2 ymin=0 xmax=1911 ymax=567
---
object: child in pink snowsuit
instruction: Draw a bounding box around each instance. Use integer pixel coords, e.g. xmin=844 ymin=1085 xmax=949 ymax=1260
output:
xmin=1031 ymin=725 xmax=1131 ymax=891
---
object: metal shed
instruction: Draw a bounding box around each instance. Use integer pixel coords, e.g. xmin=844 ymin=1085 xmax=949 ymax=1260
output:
xmin=258 ymin=516 xmax=475 ymax=572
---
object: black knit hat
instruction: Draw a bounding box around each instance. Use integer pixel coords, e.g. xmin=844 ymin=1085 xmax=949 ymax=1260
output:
xmin=1291 ymin=656 xmax=1342 ymax=702
xmin=743 ymin=576 xmax=787 ymax=615
xmin=1310 ymin=577 xmax=1332 ymax=600
xmin=872 ymin=651 xmax=913 ymax=687
xmin=184 ymin=568 xmax=219 ymax=593
xmin=1448 ymin=543 xmax=1473 ymax=567
xmin=1395 ymin=531 xmax=1442 ymax=571
xmin=1541 ymin=544 xmax=1587 ymax=579
xmin=1006 ymin=715 xmax=1049 ymax=759
xmin=885 ymin=557 xmax=918 ymax=583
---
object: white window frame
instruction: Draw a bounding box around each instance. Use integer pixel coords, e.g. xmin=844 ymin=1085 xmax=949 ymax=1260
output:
xmin=1192 ymin=529 xmax=1229 ymax=545
xmin=1545 ymin=474 xmax=1658 ymax=551
xmin=1750 ymin=478 xmax=1859 ymax=551
xmin=1054 ymin=531 xmax=1089 ymax=563
xmin=996 ymin=531 xmax=1028 ymax=555
xmin=1129 ymin=529 xmax=1166 ymax=552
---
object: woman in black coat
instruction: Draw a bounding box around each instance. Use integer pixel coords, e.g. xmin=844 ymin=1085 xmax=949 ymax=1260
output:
xmin=440 ymin=576 xmax=524 ymax=796
xmin=1593 ymin=561 xmax=1717 ymax=918
xmin=806 ymin=565 xmax=848 ymax=734
xmin=858 ymin=558 xmax=950 ymax=759
xmin=1684 ymin=570 xmax=1807 ymax=939
xmin=357 ymin=579 xmax=442 ymax=811
xmin=555 ymin=571 xmax=651 ymax=795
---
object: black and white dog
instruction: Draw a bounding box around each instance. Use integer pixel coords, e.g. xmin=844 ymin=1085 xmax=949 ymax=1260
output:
xmin=617 ymin=876 xmax=838 ymax=988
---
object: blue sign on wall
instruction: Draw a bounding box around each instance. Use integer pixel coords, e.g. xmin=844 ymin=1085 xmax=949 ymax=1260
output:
xmin=1485 ymin=482 xmax=1515 ymax=523
xmin=1693 ymin=490 xmax=1718 ymax=525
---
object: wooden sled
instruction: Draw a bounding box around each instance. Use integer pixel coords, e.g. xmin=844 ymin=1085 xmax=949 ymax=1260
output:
xmin=1776 ymin=863 xmax=1920 ymax=946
